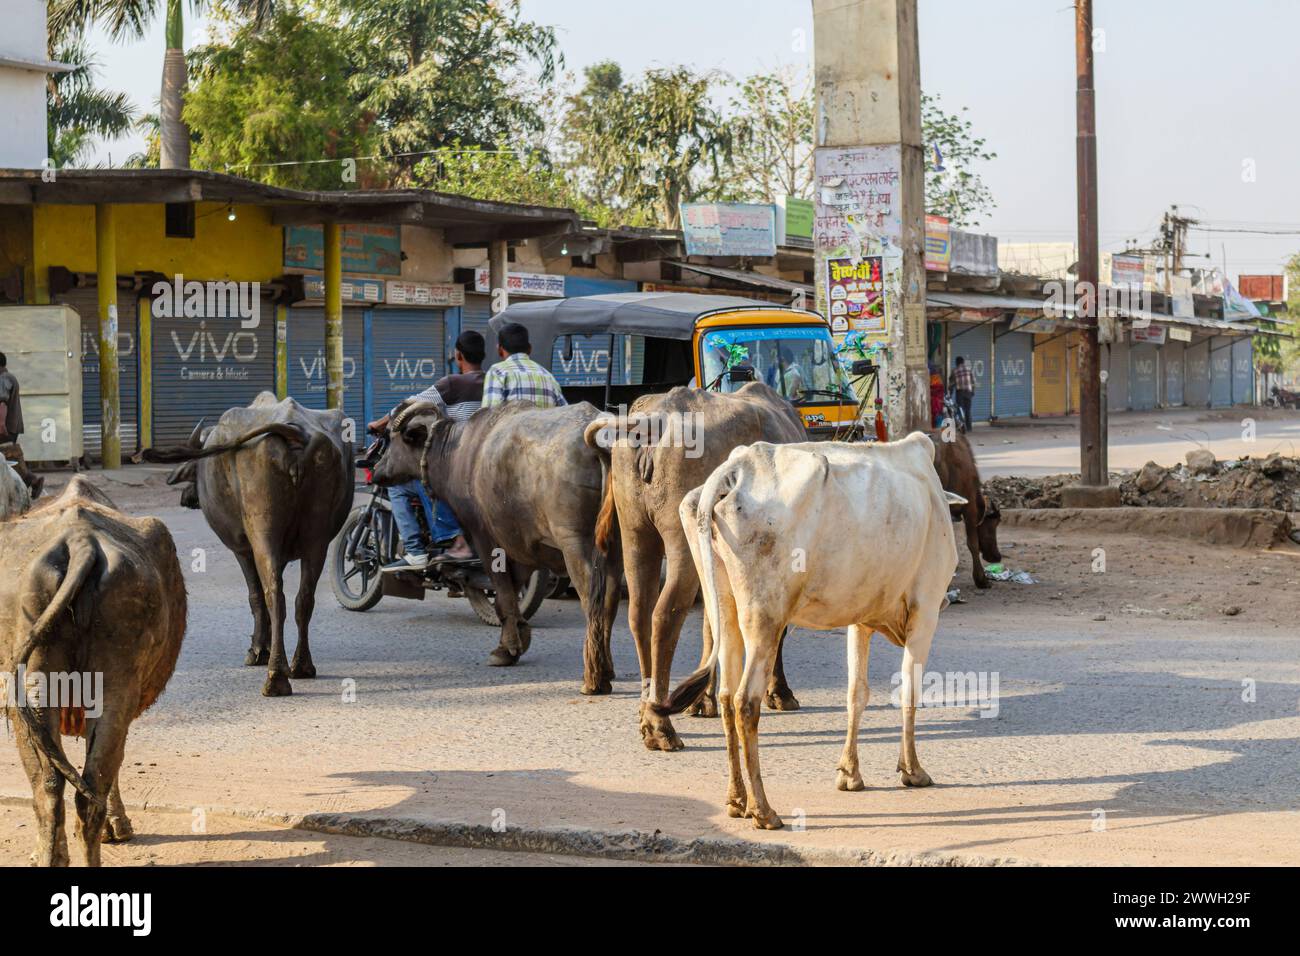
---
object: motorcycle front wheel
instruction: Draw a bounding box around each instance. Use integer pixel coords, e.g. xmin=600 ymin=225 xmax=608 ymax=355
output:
xmin=329 ymin=507 xmax=387 ymax=611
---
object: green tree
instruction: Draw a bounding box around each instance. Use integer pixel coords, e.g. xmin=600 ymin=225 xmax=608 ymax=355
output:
xmin=50 ymin=0 xmax=276 ymax=170
xmin=328 ymin=0 xmax=560 ymax=183
xmin=566 ymin=65 xmax=734 ymax=228
xmin=45 ymin=22 xmax=136 ymax=168
xmin=922 ymin=92 xmax=996 ymax=227
xmin=725 ymin=68 xmax=814 ymax=203
xmin=183 ymin=6 xmax=376 ymax=188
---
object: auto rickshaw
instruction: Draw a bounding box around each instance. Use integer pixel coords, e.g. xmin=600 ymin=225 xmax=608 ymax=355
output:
xmin=487 ymin=292 xmax=868 ymax=439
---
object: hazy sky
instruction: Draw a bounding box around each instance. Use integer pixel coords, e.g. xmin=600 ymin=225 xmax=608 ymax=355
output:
xmin=81 ymin=0 xmax=1300 ymax=280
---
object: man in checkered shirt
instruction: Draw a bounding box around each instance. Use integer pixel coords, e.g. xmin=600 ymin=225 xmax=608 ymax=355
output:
xmin=481 ymin=322 xmax=567 ymax=409
xmin=948 ymin=355 xmax=976 ymax=432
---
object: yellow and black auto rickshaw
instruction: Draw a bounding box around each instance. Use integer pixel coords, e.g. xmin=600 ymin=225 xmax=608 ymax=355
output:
xmin=488 ymin=292 xmax=865 ymax=439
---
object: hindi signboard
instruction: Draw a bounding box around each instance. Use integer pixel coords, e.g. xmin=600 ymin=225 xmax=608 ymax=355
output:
xmin=924 ymin=215 xmax=950 ymax=272
xmin=386 ymin=280 xmax=465 ymax=307
xmin=285 ymin=225 xmax=403 ymax=276
xmin=473 ymin=268 xmax=566 ymax=298
xmin=681 ymin=202 xmax=778 ymax=257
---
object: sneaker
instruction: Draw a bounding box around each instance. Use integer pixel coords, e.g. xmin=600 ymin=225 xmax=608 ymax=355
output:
xmin=382 ymin=553 xmax=431 ymax=574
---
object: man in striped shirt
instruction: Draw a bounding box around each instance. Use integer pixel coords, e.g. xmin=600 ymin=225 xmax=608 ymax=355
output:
xmin=480 ymin=322 xmax=567 ymax=409
xmin=369 ymin=331 xmax=486 ymax=570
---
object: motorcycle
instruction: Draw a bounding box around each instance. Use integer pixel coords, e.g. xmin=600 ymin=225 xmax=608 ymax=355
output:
xmin=327 ymin=435 xmax=550 ymax=625
xmin=1269 ymin=385 xmax=1299 ymax=410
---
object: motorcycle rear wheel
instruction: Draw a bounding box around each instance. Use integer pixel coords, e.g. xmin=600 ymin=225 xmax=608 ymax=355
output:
xmin=465 ymin=569 xmax=551 ymax=626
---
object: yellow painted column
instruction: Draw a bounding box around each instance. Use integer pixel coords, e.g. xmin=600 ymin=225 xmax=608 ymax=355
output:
xmin=95 ymin=204 xmax=121 ymax=469
xmin=275 ymin=304 xmax=288 ymax=400
xmin=323 ymin=222 xmax=344 ymax=410
xmin=138 ymin=296 xmax=152 ymax=449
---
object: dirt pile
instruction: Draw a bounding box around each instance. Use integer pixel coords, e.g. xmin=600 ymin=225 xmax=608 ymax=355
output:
xmin=984 ymin=452 xmax=1300 ymax=511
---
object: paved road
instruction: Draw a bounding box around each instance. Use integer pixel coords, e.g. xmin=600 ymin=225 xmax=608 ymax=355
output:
xmin=969 ymin=407 xmax=1300 ymax=477
xmin=2 ymin=491 xmax=1296 ymax=866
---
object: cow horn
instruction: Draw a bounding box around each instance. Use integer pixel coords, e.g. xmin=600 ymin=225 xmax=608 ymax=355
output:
xmin=187 ymin=418 xmax=206 ymax=448
xmin=392 ymin=401 xmax=444 ymax=432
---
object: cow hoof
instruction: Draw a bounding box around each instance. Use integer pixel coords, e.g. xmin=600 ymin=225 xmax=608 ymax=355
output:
xmin=581 ymin=678 xmax=613 ymax=696
xmin=974 ymin=577 xmax=992 ymax=590
xmin=688 ymin=695 xmax=719 ymax=718
xmin=104 ymin=816 xmax=134 ymax=843
xmin=748 ymin=808 xmax=784 ymax=830
xmin=765 ymin=688 xmax=801 ymax=711
xmin=725 ymin=799 xmax=746 ymax=819
xmin=290 ymin=661 xmax=317 ymax=679
xmin=261 ymin=674 xmax=293 ymax=697
xmin=244 ymin=648 xmax=269 ymax=667
xmin=640 ymin=722 xmax=684 ymax=752
xmin=835 ymin=769 xmax=865 ymax=792
xmin=899 ymin=768 xmax=933 ymax=788
xmin=486 ymin=647 xmax=518 ymax=667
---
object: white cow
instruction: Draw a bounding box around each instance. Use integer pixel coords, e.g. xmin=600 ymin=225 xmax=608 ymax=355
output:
xmin=656 ymin=432 xmax=963 ymax=830
xmin=0 ymin=457 xmax=31 ymax=519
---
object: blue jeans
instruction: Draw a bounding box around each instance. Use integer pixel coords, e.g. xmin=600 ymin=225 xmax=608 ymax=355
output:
xmin=389 ymin=481 xmax=435 ymax=556
xmin=433 ymin=499 xmax=461 ymax=541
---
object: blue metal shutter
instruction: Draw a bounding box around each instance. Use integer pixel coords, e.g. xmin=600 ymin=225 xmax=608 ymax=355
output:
xmin=1210 ymin=337 xmax=1233 ymax=407
xmin=462 ymin=294 xmax=497 ymax=367
xmin=150 ymin=291 xmax=276 ymax=446
xmin=550 ymin=333 xmax=626 ymax=386
xmin=286 ymin=306 xmax=366 ymax=427
xmin=368 ymin=308 xmax=446 ymax=417
xmin=1162 ymin=341 xmax=1184 ymax=406
xmin=949 ymin=322 xmax=993 ymax=424
xmin=1184 ymin=339 xmax=1210 ymax=407
xmin=1106 ymin=339 xmax=1129 ymax=412
xmin=1231 ymin=338 xmax=1254 ymax=405
xmin=992 ymin=328 xmax=1033 ymax=418
xmin=1129 ymin=343 xmax=1158 ymax=410
xmin=57 ymin=286 xmax=140 ymax=456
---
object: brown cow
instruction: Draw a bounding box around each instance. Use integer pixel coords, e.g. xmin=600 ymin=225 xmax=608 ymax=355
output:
xmin=584 ymin=383 xmax=805 ymax=752
xmin=0 ymin=478 xmax=187 ymax=865
xmin=932 ymin=431 xmax=1001 ymax=588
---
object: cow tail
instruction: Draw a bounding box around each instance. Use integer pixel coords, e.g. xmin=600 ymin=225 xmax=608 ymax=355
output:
xmin=583 ymin=417 xmax=619 ymax=556
xmin=13 ymin=534 xmax=103 ymax=807
xmin=653 ymin=461 xmax=733 ymax=717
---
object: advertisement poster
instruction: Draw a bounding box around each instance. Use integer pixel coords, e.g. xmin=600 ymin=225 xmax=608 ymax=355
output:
xmin=924 ymin=215 xmax=951 ymax=272
xmin=284 ymin=225 xmax=402 ymax=275
xmin=813 ymin=145 xmax=903 ymax=341
xmin=681 ymin=202 xmax=778 ymax=257
xmin=825 ymin=255 xmax=886 ymax=334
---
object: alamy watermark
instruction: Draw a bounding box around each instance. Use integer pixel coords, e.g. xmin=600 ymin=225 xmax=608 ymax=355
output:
xmin=151 ymin=275 xmax=261 ymax=329
xmin=890 ymin=665 xmax=1000 ymax=718
xmin=590 ymin=406 xmax=705 ymax=459
xmin=0 ymin=666 xmax=103 ymax=717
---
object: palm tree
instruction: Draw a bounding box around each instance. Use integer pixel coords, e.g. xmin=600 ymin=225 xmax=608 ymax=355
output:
xmin=49 ymin=0 xmax=275 ymax=170
xmin=47 ymin=34 xmax=137 ymax=167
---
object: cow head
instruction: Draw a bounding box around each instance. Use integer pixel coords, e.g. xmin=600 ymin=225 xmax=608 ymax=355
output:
xmin=977 ymin=494 xmax=1002 ymax=563
xmin=372 ymin=401 xmax=446 ymax=487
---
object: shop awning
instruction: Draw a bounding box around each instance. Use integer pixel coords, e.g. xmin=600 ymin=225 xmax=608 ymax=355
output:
xmin=669 ymin=261 xmax=811 ymax=295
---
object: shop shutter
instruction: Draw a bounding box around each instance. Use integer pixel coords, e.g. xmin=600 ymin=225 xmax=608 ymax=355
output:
xmin=55 ymin=286 xmax=140 ymax=457
xmin=1231 ymin=338 xmax=1254 ymax=405
xmin=461 ymin=294 xmax=497 ymax=366
xmin=151 ymin=291 xmax=276 ymax=445
xmin=1032 ymin=333 xmax=1068 ymax=416
xmin=992 ymin=329 xmax=1033 ymax=418
xmin=1129 ymin=343 xmax=1159 ymax=410
xmin=1106 ymin=339 xmax=1129 ymax=412
xmin=949 ymin=322 xmax=993 ymax=424
xmin=368 ymin=308 xmax=446 ymax=418
xmin=550 ymin=333 xmax=626 ymax=386
xmin=1209 ymin=337 xmax=1233 ymax=407
xmin=285 ymin=306 xmax=366 ymax=428
xmin=1184 ymin=339 xmax=1210 ymax=407
xmin=1162 ymin=341 xmax=1185 ymax=407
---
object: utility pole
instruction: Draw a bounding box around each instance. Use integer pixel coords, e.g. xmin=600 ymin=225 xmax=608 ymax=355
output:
xmin=811 ymin=0 xmax=929 ymax=437
xmin=1074 ymin=0 xmax=1105 ymax=492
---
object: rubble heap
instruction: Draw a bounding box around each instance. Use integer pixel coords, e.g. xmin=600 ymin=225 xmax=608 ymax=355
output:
xmin=985 ymin=451 xmax=1300 ymax=511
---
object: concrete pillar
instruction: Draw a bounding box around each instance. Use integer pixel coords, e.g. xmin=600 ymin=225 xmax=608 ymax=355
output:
xmin=94 ymin=204 xmax=121 ymax=469
xmin=137 ymin=297 xmax=152 ymax=449
xmin=275 ymin=304 xmax=288 ymax=400
xmin=488 ymin=239 xmax=509 ymax=316
xmin=812 ymin=0 xmax=929 ymax=438
xmin=323 ymin=222 xmax=344 ymax=410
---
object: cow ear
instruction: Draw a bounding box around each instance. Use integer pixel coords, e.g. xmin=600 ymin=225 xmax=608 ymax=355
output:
xmin=400 ymin=423 xmax=428 ymax=447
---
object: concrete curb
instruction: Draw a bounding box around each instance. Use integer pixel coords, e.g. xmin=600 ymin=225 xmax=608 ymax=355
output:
xmin=0 ymin=794 xmax=1035 ymax=867
xmin=1002 ymin=506 xmax=1295 ymax=549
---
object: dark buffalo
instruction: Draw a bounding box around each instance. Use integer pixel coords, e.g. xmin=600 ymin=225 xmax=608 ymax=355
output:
xmin=0 ymin=478 xmax=187 ymax=865
xmin=142 ymin=393 xmax=352 ymax=696
xmin=932 ymin=430 xmax=1002 ymax=588
xmin=373 ymin=400 xmax=621 ymax=694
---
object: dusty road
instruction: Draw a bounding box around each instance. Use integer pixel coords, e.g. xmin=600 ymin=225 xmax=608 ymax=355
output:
xmin=3 ymin=466 xmax=1297 ymax=867
xmin=972 ymin=407 xmax=1300 ymax=476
